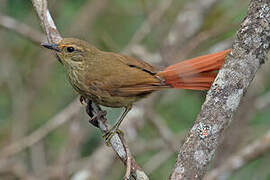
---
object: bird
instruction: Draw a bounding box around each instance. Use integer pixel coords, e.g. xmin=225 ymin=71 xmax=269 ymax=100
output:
xmin=41 ymin=38 xmax=230 ymax=142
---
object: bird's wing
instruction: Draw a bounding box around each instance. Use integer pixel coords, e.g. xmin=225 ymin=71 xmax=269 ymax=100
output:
xmin=112 ymin=52 xmax=158 ymax=75
xmin=86 ymin=52 xmax=166 ymax=97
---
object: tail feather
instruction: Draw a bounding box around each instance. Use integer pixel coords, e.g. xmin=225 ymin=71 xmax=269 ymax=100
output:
xmin=157 ymin=49 xmax=230 ymax=90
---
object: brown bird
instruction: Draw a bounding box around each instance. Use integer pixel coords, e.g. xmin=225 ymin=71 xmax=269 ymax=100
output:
xmin=42 ymin=38 xmax=230 ymax=141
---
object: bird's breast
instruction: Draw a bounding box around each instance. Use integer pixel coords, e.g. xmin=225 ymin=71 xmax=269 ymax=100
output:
xmin=67 ymin=69 xmax=138 ymax=108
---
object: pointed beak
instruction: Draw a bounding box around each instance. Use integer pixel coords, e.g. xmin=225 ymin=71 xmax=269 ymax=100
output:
xmin=41 ymin=42 xmax=61 ymax=52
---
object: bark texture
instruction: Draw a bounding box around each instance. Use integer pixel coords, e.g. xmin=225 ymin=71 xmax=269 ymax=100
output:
xmin=170 ymin=0 xmax=270 ymax=179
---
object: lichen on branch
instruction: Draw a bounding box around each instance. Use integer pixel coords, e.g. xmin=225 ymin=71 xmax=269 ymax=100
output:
xmin=170 ymin=0 xmax=270 ymax=179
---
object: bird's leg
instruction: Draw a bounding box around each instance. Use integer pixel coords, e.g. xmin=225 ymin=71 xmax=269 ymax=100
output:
xmin=103 ymin=105 xmax=132 ymax=144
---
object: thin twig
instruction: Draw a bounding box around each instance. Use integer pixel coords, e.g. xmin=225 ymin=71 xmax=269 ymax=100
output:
xmin=70 ymin=102 xmax=149 ymax=180
xmin=31 ymin=0 xmax=62 ymax=43
xmin=124 ymin=0 xmax=173 ymax=53
xmin=0 ymin=100 xmax=81 ymax=159
xmin=162 ymin=0 xmax=220 ymax=63
xmin=255 ymin=91 xmax=270 ymax=111
xmin=175 ymin=26 xmax=234 ymax=61
xmin=70 ymin=0 xmax=108 ymax=34
xmin=145 ymin=110 xmax=177 ymax=152
xmin=144 ymin=149 xmax=173 ymax=173
xmin=122 ymin=134 xmax=132 ymax=180
xmin=30 ymin=1 xmax=149 ymax=179
xmin=86 ymin=101 xmax=149 ymax=179
xmin=0 ymin=13 xmax=45 ymax=44
xmin=204 ymin=130 xmax=270 ymax=180
xmin=0 ymin=160 xmax=36 ymax=180
xmin=170 ymin=0 xmax=270 ymax=179
xmin=58 ymin=119 xmax=85 ymax=179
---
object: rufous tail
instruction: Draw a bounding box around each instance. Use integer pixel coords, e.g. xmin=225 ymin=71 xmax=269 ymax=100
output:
xmin=157 ymin=49 xmax=231 ymax=90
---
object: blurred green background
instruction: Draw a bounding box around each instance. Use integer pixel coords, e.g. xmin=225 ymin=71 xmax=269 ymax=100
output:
xmin=1 ymin=0 xmax=270 ymax=179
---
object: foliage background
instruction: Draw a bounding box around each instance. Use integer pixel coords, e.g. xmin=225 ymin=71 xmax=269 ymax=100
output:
xmin=0 ymin=0 xmax=270 ymax=179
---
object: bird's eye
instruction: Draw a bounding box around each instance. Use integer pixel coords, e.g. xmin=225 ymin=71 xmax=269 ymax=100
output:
xmin=66 ymin=47 xmax=75 ymax=53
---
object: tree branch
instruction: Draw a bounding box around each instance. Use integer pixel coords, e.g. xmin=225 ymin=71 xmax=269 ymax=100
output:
xmin=124 ymin=0 xmax=173 ymax=53
xmin=0 ymin=100 xmax=80 ymax=159
xmin=162 ymin=0 xmax=220 ymax=63
xmin=30 ymin=0 xmax=148 ymax=179
xmin=85 ymin=101 xmax=148 ymax=179
xmin=170 ymin=0 xmax=270 ymax=179
xmin=31 ymin=0 xmax=61 ymax=43
xmin=0 ymin=13 xmax=45 ymax=44
xmin=204 ymin=130 xmax=270 ymax=180
xmin=70 ymin=0 xmax=108 ymax=34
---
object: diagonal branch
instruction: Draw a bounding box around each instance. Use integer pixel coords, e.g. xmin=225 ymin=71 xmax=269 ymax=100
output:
xmin=30 ymin=0 xmax=148 ymax=179
xmin=0 ymin=13 xmax=45 ymax=44
xmin=0 ymin=100 xmax=80 ymax=159
xmin=85 ymin=101 xmax=148 ymax=179
xmin=162 ymin=0 xmax=220 ymax=63
xmin=31 ymin=0 xmax=61 ymax=43
xmin=124 ymin=0 xmax=173 ymax=53
xmin=70 ymin=0 xmax=108 ymax=34
xmin=170 ymin=0 xmax=270 ymax=179
xmin=204 ymin=129 xmax=270 ymax=180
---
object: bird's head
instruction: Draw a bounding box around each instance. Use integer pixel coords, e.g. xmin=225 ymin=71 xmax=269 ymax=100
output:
xmin=41 ymin=38 xmax=100 ymax=70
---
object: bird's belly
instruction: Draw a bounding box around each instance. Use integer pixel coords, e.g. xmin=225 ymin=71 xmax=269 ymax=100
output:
xmin=85 ymin=93 xmax=138 ymax=108
xmin=68 ymin=71 xmax=141 ymax=107
xmin=70 ymin=78 xmax=138 ymax=107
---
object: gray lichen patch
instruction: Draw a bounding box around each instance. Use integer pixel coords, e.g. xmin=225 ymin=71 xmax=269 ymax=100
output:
xmin=225 ymin=89 xmax=244 ymax=111
xmin=136 ymin=170 xmax=150 ymax=180
xmin=194 ymin=150 xmax=207 ymax=165
xmin=170 ymin=0 xmax=270 ymax=179
xmin=111 ymin=135 xmax=126 ymax=159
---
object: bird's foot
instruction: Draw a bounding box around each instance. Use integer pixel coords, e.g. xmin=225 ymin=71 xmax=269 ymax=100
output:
xmin=103 ymin=128 xmax=124 ymax=146
xmin=88 ymin=110 xmax=107 ymax=128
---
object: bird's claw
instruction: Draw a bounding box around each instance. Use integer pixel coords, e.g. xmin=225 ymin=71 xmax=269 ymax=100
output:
xmin=103 ymin=128 xmax=124 ymax=146
xmin=88 ymin=110 xmax=107 ymax=128
xmin=90 ymin=110 xmax=107 ymax=121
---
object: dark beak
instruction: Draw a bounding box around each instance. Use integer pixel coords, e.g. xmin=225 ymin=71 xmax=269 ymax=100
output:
xmin=41 ymin=42 xmax=61 ymax=52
